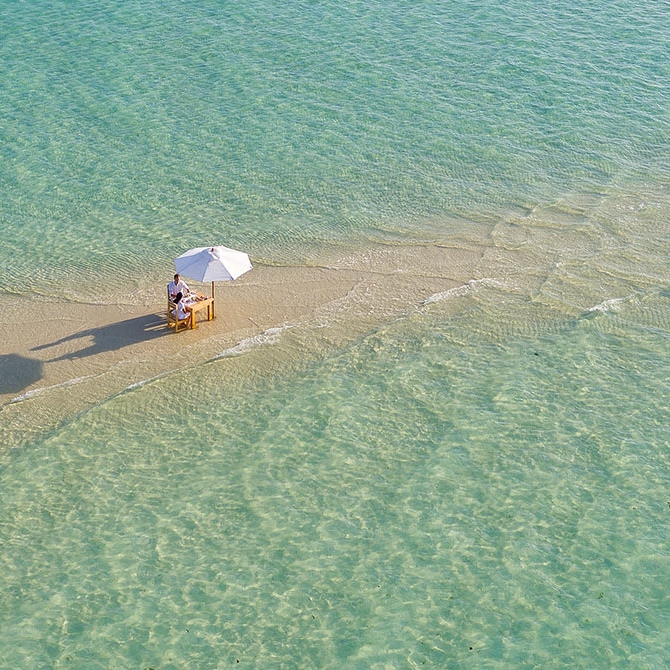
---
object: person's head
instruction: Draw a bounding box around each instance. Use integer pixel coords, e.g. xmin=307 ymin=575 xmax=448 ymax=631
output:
xmin=174 ymin=273 xmax=180 ymax=282
xmin=175 ymin=291 xmax=183 ymax=303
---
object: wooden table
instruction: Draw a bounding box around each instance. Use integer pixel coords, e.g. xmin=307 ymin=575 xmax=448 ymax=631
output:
xmin=185 ymin=296 xmax=214 ymax=328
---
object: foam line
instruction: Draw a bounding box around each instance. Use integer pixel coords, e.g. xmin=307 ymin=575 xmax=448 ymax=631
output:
xmin=423 ymin=278 xmax=507 ymax=305
xmin=215 ymin=326 xmax=291 ymax=359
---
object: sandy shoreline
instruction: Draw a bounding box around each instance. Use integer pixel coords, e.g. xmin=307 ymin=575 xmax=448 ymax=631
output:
xmin=0 ymin=252 xmax=467 ymax=449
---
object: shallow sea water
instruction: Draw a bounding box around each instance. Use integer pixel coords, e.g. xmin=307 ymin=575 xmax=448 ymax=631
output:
xmin=3 ymin=295 xmax=670 ymax=667
xmin=2 ymin=0 xmax=670 ymax=666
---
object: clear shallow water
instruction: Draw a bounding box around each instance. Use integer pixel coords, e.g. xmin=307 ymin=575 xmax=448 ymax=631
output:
xmin=2 ymin=0 xmax=670 ymax=666
xmin=2 ymin=298 xmax=670 ymax=667
xmin=1 ymin=0 xmax=668 ymax=297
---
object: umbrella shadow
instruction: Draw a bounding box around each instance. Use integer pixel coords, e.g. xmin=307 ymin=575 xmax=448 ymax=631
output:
xmin=0 ymin=354 xmax=44 ymax=395
xmin=32 ymin=313 xmax=168 ymax=361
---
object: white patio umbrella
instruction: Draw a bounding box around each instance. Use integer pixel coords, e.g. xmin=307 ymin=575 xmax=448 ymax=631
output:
xmin=174 ymin=245 xmax=252 ymax=304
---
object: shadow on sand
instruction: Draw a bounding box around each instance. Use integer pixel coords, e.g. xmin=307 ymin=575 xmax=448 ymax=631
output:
xmin=0 ymin=354 xmax=44 ymax=395
xmin=32 ymin=313 xmax=168 ymax=361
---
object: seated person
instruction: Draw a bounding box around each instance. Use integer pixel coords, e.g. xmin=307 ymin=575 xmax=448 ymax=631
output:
xmin=168 ymin=273 xmax=190 ymax=299
xmin=172 ymin=292 xmax=190 ymax=320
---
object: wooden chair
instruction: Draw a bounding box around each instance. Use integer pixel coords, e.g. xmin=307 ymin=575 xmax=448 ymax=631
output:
xmin=167 ymin=287 xmax=191 ymax=333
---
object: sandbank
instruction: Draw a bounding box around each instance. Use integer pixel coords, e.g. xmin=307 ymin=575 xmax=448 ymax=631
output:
xmin=1 ymin=247 xmax=473 ymax=449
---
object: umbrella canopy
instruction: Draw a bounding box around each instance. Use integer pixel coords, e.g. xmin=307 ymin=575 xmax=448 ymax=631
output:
xmin=174 ymin=245 xmax=252 ymax=301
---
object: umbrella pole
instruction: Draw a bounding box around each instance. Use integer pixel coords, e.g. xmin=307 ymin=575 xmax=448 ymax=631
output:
xmin=211 ymin=280 xmax=215 ymax=318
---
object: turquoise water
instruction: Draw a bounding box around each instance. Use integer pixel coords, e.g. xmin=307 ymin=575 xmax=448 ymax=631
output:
xmin=2 ymin=0 xmax=670 ymax=666
xmin=2 ymin=0 xmax=668 ymax=296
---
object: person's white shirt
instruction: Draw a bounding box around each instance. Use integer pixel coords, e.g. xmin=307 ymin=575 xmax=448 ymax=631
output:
xmin=168 ymin=277 xmax=190 ymax=298
xmin=174 ymin=300 xmax=190 ymax=320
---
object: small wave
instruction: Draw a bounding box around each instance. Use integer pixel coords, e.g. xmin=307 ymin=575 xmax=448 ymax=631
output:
xmin=586 ymin=296 xmax=630 ymax=314
xmin=10 ymin=375 xmax=95 ymax=403
xmin=124 ymin=369 xmax=178 ymax=391
xmin=215 ymin=326 xmax=291 ymax=359
xmin=423 ymin=278 xmax=506 ymax=305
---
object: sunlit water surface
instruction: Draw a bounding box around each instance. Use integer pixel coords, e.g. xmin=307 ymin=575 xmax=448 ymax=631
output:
xmin=1 ymin=0 xmax=670 ymax=666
